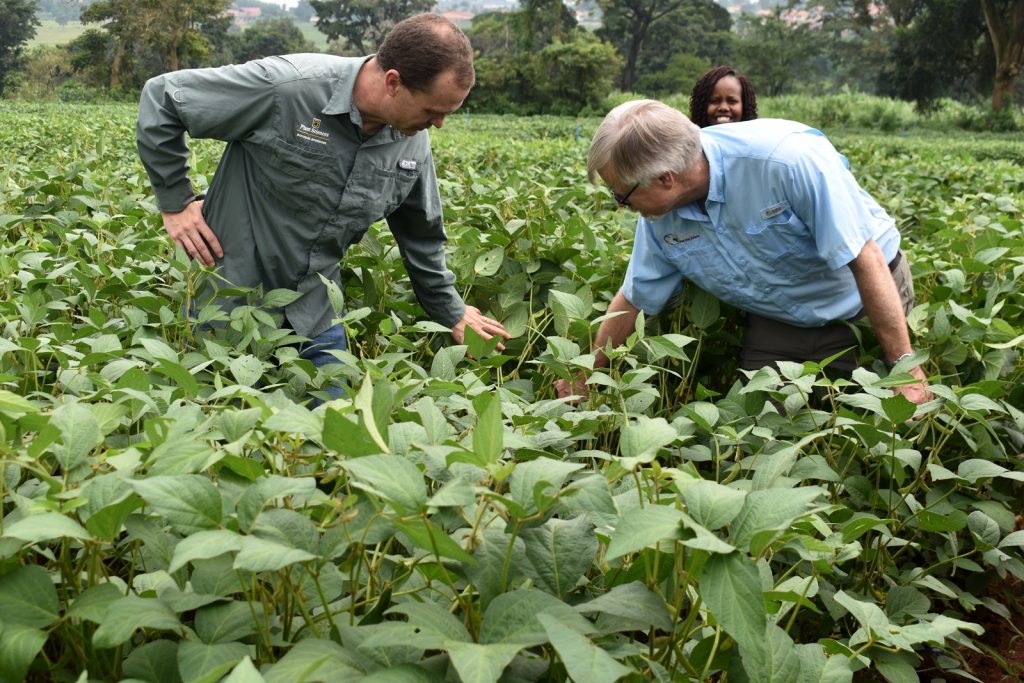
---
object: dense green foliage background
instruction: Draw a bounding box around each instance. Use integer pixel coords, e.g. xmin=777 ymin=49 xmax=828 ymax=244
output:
xmin=0 ymin=101 xmax=1022 ymax=681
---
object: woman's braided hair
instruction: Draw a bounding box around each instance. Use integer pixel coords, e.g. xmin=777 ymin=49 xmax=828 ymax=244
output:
xmin=688 ymin=65 xmax=758 ymax=128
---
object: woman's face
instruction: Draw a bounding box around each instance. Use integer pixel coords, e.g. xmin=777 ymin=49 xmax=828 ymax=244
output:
xmin=706 ymin=75 xmax=743 ymax=125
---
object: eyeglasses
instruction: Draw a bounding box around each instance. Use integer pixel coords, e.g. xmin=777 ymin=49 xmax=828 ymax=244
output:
xmin=612 ymin=182 xmax=640 ymax=207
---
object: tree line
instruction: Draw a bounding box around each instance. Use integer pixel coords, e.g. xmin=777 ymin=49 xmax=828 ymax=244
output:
xmin=0 ymin=0 xmax=1021 ymax=119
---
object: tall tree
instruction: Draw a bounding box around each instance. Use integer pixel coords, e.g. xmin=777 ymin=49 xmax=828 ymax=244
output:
xmin=82 ymin=0 xmax=230 ymax=86
xmin=596 ymin=0 xmax=692 ymax=91
xmin=309 ymin=0 xmax=434 ymax=55
xmin=233 ymin=17 xmax=316 ymax=62
xmin=980 ymin=0 xmax=1024 ymax=110
xmin=0 ymin=0 xmax=40 ymax=97
xmin=733 ymin=12 xmax=827 ymax=96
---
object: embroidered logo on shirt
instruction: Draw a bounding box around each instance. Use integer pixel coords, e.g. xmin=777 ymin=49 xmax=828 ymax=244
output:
xmin=760 ymin=203 xmax=787 ymax=221
xmin=664 ymin=233 xmax=700 ymax=246
xmin=398 ymin=159 xmax=417 ymax=171
xmin=296 ymin=117 xmax=330 ymax=146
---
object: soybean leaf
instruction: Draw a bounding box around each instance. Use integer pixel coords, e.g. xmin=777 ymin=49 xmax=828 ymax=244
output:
xmin=168 ymin=530 xmax=245 ymax=574
xmin=0 ymin=564 xmax=60 ymax=628
xmin=5 ymin=512 xmax=91 ymax=545
xmin=392 ymin=517 xmax=475 ymax=564
xmin=195 ymin=601 xmax=264 ymax=644
xmin=537 ymin=613 xmax=633 ymax=683
xmin=472 ymin=391 xmax=503 ymax=466
xmin=122 ymin=640 xmax=182 ymax=683
xmin=387 ymin=602 xmax=472 ymax=644
xmin=51 ymin=401 xmax=102 ymax=469
xmin=507 ymin=457 xmax=583 ymax=516
xmin=445 ymin=642 xmax=522 ymax=683
xmin=222 ymin=657 xmax=265 ymax=683
xmin=699 ymin=552 xmax=767 ymax=659
xmin=682 ymin=479 xmax=747 ymax=530
xmin=619 ymin=416 xmax=677 ymax=461
xmin=730 ymin=488 xmax=825 ymax=553
xmin=131 ymin=475 xmax=222 ymax=535
xmin=177 ymin=641 xmax=248 ymax=683
xmin=521 ymin=516 xmax=597 ymax=598
xmin=343 ymin=455 xmax=427 ymax=514
xmin=0 ymin=625 xmax=48 ymax=683
xmin=481 ymin=588 xmax=594 ymax=647
xmin=605 ymin=505 xmax=686 ymax=560
xmin=575 ymin=581 xmax=673 ymax=633
xmin=474 ymin=247 xmax=504 ymax=277
xmin=92 ymin=595 xmax=183 ymax=649
xmin=234 ymin=536 xmax=318 ymax=572
xmin=739 ymin=623 xmax=801 ymax=683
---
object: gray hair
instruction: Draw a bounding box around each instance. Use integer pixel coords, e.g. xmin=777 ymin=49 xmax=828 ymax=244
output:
xmin=587 ymin=99 xmax=703 ymax=186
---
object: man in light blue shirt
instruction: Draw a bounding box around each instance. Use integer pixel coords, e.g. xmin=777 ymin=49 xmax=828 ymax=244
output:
xmin=557 ymin=99 xmax=930 ymax=404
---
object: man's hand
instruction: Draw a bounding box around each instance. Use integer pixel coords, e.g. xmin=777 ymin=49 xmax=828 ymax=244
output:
xmin=555 ymin=374 xmax=588 ymax=402
xmin=162 ymin=200 xmax=223 ymax=266
xmin=893 ymin=364 xmax=933 ymax=405
xmin=451 ymin=306 xmax=511 ymax=350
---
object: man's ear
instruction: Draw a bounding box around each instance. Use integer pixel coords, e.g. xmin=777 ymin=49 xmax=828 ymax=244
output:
xmin=383 ymin=69 xmax=402 ymax=96
xmin=657 ymin=171 xmax=674 ymax=187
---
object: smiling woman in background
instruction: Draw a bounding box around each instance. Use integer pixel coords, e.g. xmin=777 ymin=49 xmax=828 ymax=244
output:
xmin=689 ymin=65 xmax=758 ymax=128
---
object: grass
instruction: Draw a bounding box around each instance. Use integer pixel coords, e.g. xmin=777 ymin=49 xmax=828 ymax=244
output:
xmin=27 ymin=20 xmax=90 ymax=47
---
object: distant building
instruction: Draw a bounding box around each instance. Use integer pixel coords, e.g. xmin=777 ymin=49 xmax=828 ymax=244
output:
xmin=226 ymin=6 xmax=262 ymax=25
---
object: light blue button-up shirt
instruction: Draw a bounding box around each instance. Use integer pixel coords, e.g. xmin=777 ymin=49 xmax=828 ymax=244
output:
xmin=621 ymin=119 xmax=901 ymax=327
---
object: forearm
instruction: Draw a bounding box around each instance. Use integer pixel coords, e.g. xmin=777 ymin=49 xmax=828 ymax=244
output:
xmin=849 ymin=240 xmax=913 ymax=362
xmin=592 ymin=290 xmax=642 ymax=368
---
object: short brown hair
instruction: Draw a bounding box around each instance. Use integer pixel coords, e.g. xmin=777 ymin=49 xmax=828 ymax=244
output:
xmin=377 ymin=13 xmax=474 ymax=92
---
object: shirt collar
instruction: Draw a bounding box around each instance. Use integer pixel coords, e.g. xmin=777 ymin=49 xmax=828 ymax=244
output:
xmin=700 ymin=133 xmax=725 ymax=205
xmin=321 ymin=55 xmax=406 ymax=144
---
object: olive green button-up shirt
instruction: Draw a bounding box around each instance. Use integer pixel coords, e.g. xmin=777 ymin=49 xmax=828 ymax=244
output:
xmin=136 ymin=54 xmax=465 ymax=338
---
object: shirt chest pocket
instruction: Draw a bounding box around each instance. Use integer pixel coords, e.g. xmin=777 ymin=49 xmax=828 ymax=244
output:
xmin=263 ymin=140 xmax=337 ymax=210
xmin=371 ymin=166 xmax=420 ymax=217
xmin=743 ymin=202 xmax=811 ymax=261
xmin=662 ymin=234 xmax=719 ymax=274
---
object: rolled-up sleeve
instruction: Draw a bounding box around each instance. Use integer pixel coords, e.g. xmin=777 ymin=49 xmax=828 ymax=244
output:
xmin=385 ymin=151 xmax=466 ymax=328
xmin=136 ymin=60 xmax=278 ymax=212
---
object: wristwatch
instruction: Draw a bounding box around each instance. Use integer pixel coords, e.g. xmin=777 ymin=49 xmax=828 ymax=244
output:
xmin=885 ymin=352 xmax=914 ymax=369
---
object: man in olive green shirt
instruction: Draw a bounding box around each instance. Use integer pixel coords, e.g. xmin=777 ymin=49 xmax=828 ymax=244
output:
xmin=136 ymin=14 xmax=508 ymax=390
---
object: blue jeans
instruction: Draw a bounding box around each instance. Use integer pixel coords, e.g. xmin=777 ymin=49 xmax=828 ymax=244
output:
xmin=296 ymin=322 xmax=348 ymax=401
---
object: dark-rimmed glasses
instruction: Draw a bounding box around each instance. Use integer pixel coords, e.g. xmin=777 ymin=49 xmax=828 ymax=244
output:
xmin=612 ymin=182 xmax=640 ymax=207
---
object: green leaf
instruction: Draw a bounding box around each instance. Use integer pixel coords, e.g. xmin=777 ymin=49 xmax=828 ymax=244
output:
xmin=235 ymin=475 xmax=317 ymax=532
xmin=472 ymin=391 xmax=503 ymax=465
xmin=445 ymin=642 xmax=522 ymax=683
xmin=169 ymin=530 xmax=245 ymax=573
xmin=730 ymin=488 xmax=824 ymax=553
xmin=0 ymin=564 xmax=60 ymax=628
xmin=619 ymin=416 xmax=676 ymax=462
xmin=682 ymin=479 xmax=747 ymax=530
xmin=343 ymin=454 xmax=427 ymax=514
xmin=0 ymin=389 xmax=38 ymax=416
xmin=794 ymin=643 xmax=854 ymax=683
xmin=507 ymin=457 xmax=583 ymax=515
xmin=92 ymin=595 xmax=183 ymax=649
xmin=262 ymin=288 xmax=302 ymax=308
xmin=177 ymin=641 xmax=249 ymax=683
xmin=481 ymin=588 xmax=594 ymax=647
xmin=832 ymin=591 xmax=890 ymax=641
xmin=222 ymin=657 xmax=265 ymax=683
xmin=51 ymin=401 xmax=102 ymax=469
xmin=387 ymin=602 xmax=472 ymax=644
xmin=521 ymin=516 xmax=597 ymax=598
xmin=229 ymin=355 xmax=264 ymax=387
xmin=605 ymin=505 xmax=686 ymax=560
xmin=880 ymin=394 xmax=916 ymax=423
xmin=122 ymin=640 xmax=183 ymax=683
xmin=699 ymin=552 xmax=767 ymax=658
xmin=147 ymin=437 xmax=221 ymax=476
xmin=688 ymin=288 xmax=720 ymax=330
xmin=323 ymin=408 xmax=385 ymax=457
xmin=67 ymin=583 xmax=123 ymax=624
xmin=4 ymin=512 xmax=92 ymax=544
xmin=537 ymin=613 xmax=633 ymax=683
xmin=958 ymin=458 xmax=1010 ymax=483
xmin=195 ymin=601 xmax=263 ymax=644
xmin=474 ymin=247 xmax=505 ymax=276
xmin=0 ymin=624 xmax=48 ymax=683
xmin=392 ymin=517 xmax=475 ymax=564
xmin=575 ymin=581 xmax=673 ymax=633
xmin=233 ymin=536 xmax=318 ymax=572
xmin=131 ymin=475 xmax=222 ymax=534
xmin=430 ymin=345 xmax=467 ymax=380
xmin=740 ymin=623 xmax=801 ymax=683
